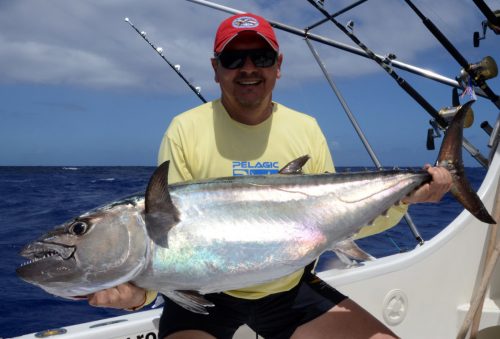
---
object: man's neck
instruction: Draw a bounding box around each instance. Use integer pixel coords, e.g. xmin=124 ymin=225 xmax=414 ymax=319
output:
xmin=221 ymin=98 xmax=274 ymax=125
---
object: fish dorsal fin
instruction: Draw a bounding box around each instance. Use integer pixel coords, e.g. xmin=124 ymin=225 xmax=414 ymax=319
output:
xmin=333 ymin=239 xmax=375 ymax=263
xmin=279 ymin=155 xmax=310 ymax=174
xmin=145 ymin=161 xmax=180 ymax=248
xmin=164 ymin=290 xmax=214 ymax=315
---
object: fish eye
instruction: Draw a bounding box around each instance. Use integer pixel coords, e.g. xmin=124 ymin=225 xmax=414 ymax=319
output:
xmin=70 ymin=221 xmax=88 ymax=236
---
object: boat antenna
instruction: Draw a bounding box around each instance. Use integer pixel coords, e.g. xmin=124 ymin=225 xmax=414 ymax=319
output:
xmin=124 ymin=17 xmax=207 ymax=103
xmin=305 ymin=0 xmax=489 ymax=168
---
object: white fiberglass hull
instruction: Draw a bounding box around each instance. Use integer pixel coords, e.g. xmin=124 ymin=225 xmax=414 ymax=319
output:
xmin=318 ymin=144 xmax=500 ymax=338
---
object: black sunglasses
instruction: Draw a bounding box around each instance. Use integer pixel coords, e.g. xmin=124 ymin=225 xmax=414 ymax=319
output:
xmin=216 ymin=48 xmax=278 ymax=69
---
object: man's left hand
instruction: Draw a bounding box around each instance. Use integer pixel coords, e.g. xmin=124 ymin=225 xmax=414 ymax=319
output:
xmin=402 ymin=165 xmax=452 ymax=204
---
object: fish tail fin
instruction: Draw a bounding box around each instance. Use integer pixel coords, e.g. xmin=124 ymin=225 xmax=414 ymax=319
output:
xmin=436 ymin=100 xmax=496 ymax=224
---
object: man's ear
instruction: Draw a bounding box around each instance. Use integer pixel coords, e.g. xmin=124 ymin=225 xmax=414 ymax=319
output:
xmin=211 ymin=58 xmax=220 ymax=83
xmin=276 ymin=54 xmax=283 ymax=79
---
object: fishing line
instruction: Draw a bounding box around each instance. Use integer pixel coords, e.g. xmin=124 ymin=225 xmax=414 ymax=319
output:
xmin=386 ymin=235 xmax=404 ymax=253
xmin=125 ymin=17 xmax=207 ymax=103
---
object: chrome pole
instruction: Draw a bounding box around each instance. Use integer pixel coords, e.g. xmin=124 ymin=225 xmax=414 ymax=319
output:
xmin=305 ymin=38 xmax=424 ymax=245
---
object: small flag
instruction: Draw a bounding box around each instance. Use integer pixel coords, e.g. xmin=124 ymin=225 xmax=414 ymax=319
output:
xmin=461 ymin=78 xmax=477 ymax=101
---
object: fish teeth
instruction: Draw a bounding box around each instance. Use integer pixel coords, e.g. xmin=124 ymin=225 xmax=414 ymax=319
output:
xmin=20 ymin=251 xmax=59 ymax=266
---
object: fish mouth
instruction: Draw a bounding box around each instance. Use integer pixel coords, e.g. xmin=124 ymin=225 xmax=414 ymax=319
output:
xmin=18 ymin=241 xmax=76 ymax=268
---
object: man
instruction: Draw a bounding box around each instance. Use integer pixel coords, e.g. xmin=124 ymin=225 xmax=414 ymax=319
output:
xmin=89 ymin=13 xmax=451 ymax=338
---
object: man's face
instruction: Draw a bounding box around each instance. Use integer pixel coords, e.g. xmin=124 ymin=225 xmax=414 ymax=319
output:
xmin=211 ymin=33 xmax=282 ymax=111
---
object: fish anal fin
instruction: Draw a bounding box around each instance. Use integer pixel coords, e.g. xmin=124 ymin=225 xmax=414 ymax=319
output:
xmin=333 ymin=239 xmax=375 ymax=263
xmin=145 ymin=161 xmax=181 ymax=247
xmin=164 ymin=290 xmax=214 ymax=315
xmin=279 ymin=155 xmax=310 ymax=174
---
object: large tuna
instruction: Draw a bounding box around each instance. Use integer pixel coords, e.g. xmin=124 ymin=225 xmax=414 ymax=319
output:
xmin=17 ymin=101 xmax=495 ymax=313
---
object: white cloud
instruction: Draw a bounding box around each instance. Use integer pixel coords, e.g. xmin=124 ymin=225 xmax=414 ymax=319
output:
xmin=0 ymin=37 xmax=139 ymax=87
xmin=0 ymin=0 xmax=490 ymax=92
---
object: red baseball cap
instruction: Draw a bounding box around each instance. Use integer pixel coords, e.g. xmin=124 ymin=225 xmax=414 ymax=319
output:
xmin=214 ymin=13 xmax=279 ymax=54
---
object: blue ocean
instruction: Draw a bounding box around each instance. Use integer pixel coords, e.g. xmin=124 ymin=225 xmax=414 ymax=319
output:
xmin=0 ymin=166 xmax=487 ymax=338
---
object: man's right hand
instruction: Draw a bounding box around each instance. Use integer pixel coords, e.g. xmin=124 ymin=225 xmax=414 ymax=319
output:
xmin=87 ymin=283 xmax=146 ymax=310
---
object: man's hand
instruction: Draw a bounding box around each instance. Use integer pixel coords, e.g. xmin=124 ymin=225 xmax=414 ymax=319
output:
xmin=87 ymin=283 xmax=146 ymax=310
xmin=402 ymin=165 xmax=452 ymax=204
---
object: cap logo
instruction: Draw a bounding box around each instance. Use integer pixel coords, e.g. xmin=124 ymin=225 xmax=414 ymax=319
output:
xmin=232 ymin=16 xmax=259 ymax=29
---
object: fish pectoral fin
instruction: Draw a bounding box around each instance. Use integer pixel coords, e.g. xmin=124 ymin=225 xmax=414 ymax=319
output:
xmin=164 ymin=290 xmax=214 ymax=315
xmin=145 ymin=161 xmax=180 ymax=248
xmin=279 ymin=155 xmax=310 ymax=174
xmin=333 ymin=239 xmax=375 ymax=263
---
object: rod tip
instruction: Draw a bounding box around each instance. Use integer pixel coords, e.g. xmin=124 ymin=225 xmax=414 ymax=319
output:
xmin=124 ymin=17 xmax=129 ymax=22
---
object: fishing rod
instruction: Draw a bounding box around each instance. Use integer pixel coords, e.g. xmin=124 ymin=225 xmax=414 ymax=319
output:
xmin=306 ymin=0 xmax=489 ymax=168
xmin=305 ymin=38 xmax=424 ymax=244
xmin=473 ymin=3 xmax=500 ymax=48
xmin=403 ymin=0 xmax=499 ymax=110
xmin=184 ymin=0 xmax=490 ymax=100
xmin=305 ymin=0 xmax=370 ymax=31
xmin=124 ymin=17 xmax=207 ymax=103
xmin=472 ymin=0 xmax=500 ymax=29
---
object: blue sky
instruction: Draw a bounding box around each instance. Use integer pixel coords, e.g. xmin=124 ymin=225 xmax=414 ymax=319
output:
xmin=0 ymin=0 xmax=498 ymax=166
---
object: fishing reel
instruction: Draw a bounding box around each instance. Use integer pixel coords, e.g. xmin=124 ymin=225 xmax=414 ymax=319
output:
xmin=426 ymin=106 xmax=475 ymax=150
xmin=473 ymin=9 xmax=500 ymax=47
xmin=426 ymin=88 xmax=475 ymax=150
xmin=458 ymin=56 xmax=498 ymax=83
